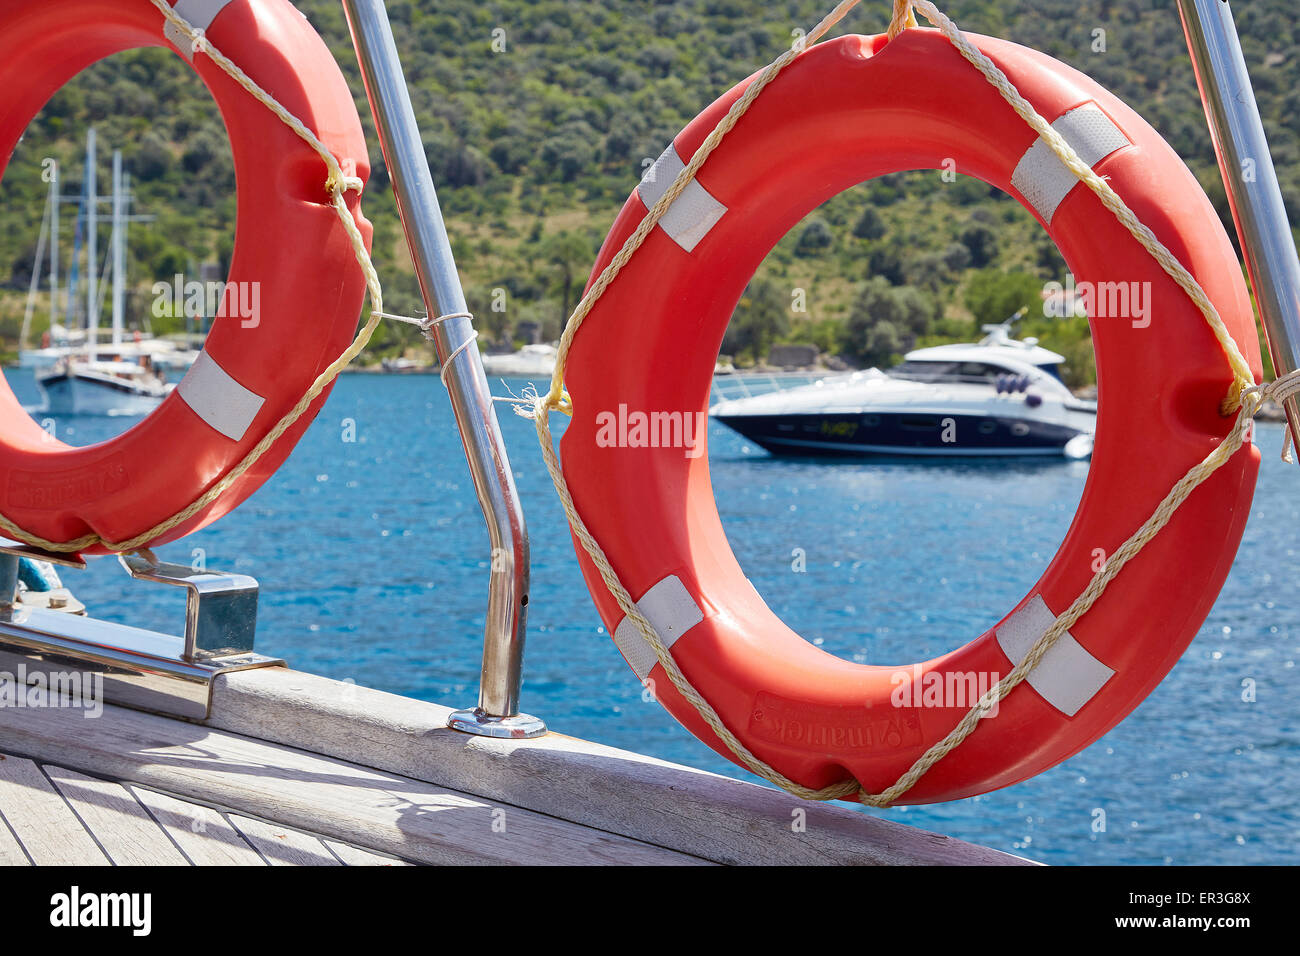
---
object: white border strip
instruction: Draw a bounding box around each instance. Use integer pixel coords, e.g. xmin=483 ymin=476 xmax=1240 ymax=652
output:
xmin=612 ymin=575 xmax=705 ymax=681
xmin=176 ymin=351 xmax=266 ymax=442
xmin=637 ymin=145 xmax=728 ymax=253
xmin=1011 ymin=104 xmax=1130 ymax=224
xmin=165 ymin=0 xmax=236 ymax=61
xmin=995 ymin=594 xmax=1115 ymax=716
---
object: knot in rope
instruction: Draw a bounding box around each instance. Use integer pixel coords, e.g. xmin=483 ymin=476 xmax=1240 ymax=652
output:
xmin=377 ymin=310 xmax=486 ymax=389
xmin=538 ymin=386 xmax=573 ymax=418
xmin=493 ymin=384 xmax=571 ymax=421
xmin=325 ymin=171 xmax=365 ymax=197
xmin=1242 ymin=366 xmax=1300 ymax=413
xmin=1235 ymin=367 xmax=1300 ymax=463
xmin=1220 ymin=377 xmax=1251 ymax=417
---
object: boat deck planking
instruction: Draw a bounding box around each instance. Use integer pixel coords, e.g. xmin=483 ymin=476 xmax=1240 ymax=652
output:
xmin=0 ymin=755 xmax=408 ymax=866
xmin=0 ymin=667 xmax=1033 ymax=866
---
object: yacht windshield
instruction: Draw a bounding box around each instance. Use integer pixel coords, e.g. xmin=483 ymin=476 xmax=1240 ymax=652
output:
xmin=1038 ymin=363 xmax=1064 ymax=382
xmin=889 ymin=360 xmax=1013 ymax=384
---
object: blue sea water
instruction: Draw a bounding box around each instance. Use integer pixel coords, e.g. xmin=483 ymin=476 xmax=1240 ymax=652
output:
xmin=6 ymin=368 xmax=1297 ymax=865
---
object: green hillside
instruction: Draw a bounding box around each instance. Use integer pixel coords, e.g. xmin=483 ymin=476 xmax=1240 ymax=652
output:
xmin=1 ymin=0 xmax=1296 ymax=383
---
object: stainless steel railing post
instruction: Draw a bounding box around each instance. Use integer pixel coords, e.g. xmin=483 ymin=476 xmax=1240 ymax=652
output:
xmin=1178 ymin=0 xmax=1300 ymax=457
xmin=343 ymin=0 xmax=544 ymax=737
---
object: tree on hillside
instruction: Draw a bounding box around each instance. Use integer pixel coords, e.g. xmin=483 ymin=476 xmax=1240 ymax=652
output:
xmin=537 ymin=230 xmax=596 ymax=327
xmin=853 ymin=206 xmax=886 ymax=241
xmin=865 ymin=242 xmax=905 ymax=285
xmin=845 ymin=276 xmax=936 ymax=367
xmin=723 ymin=278 xmax=789 ymax=364
xmin=794 ymin=218 xmax=834 ymax=258
xmin=963 ymin=269 xmax=1043 ymax=327
xmin=959 ymin=223 xmax=999 ymax=269
xmin=864 ymin=321 xmax=902 ymax=367
xmin=540 ymin=121 xmax=599 ymax=182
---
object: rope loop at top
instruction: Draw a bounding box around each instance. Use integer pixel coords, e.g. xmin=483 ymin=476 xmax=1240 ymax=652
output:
xmin=888 ymin=0 xmax=918 ymax=38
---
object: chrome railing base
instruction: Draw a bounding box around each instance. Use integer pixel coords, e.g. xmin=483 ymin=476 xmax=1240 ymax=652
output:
xmin=0 ymin=541 xmax=283 ymax=720
xmin=447 ymin=707 xmax=547 ymax=740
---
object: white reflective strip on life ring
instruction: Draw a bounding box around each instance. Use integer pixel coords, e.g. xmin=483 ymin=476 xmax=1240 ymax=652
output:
xmin=164 ymin=0 xmax=236 ymax=61
xmin=1010 ymin=104 xmax=1130 ymax=225
xmin=612 ymin=575 xmax=705 ymax=682
xmin=176 ymin=350 xmax=266 ymax=441
xmin=995 ymin=594 xmax=1115 ymax=716
xmin=637 ymin=145 xmax=728 ymax=253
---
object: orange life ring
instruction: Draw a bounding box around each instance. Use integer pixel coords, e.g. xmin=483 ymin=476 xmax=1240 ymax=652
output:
xmin=563 ymin=30 xmax=1262 ymax=803
xmin=0 ymin=0 xmax=371 ymax=554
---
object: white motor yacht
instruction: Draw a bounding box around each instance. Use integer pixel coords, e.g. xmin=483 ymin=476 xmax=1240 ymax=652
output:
xmin=710 ymin=321 xmax=1096 ymax=459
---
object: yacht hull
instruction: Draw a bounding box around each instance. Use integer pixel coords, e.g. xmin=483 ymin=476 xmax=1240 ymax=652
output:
xmin=714 ymin=410 xmax=1090 ymax=457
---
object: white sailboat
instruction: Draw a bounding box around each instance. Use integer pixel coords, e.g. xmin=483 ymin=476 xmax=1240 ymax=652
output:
xmin=34 ymin=131 xmax=178 ymax=416
xmin=479 ymin=343 xmax=558 ymax=378
xmin=17 ymin=138 xmax=78 ymax=370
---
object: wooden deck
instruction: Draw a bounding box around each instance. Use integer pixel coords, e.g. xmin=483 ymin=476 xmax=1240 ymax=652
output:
xmin=0 ymin=666 xmax=1034 ymax=866
xmin=0 ymin=756 xmax=408 ymax=866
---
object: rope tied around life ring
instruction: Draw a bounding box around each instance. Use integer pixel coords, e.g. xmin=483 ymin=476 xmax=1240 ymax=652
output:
xmin=0 ymin=0 xmax=437 ymax=556
xmin=526 ymin=0 xmax=1280 ymax=808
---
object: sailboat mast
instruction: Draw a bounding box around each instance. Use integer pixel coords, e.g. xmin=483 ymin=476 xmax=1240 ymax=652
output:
xmin=85 ymin=127 xmax=98 ymax=363
xmin=111 ymin=149 xmax=125 ymax=348
xmin=67 ymin=185 xmax=82 ymax=327
xmin=50 ymin=161 xmax=59 ymax=329
xmin=20 ymin=184 xmax=51 ymax=351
